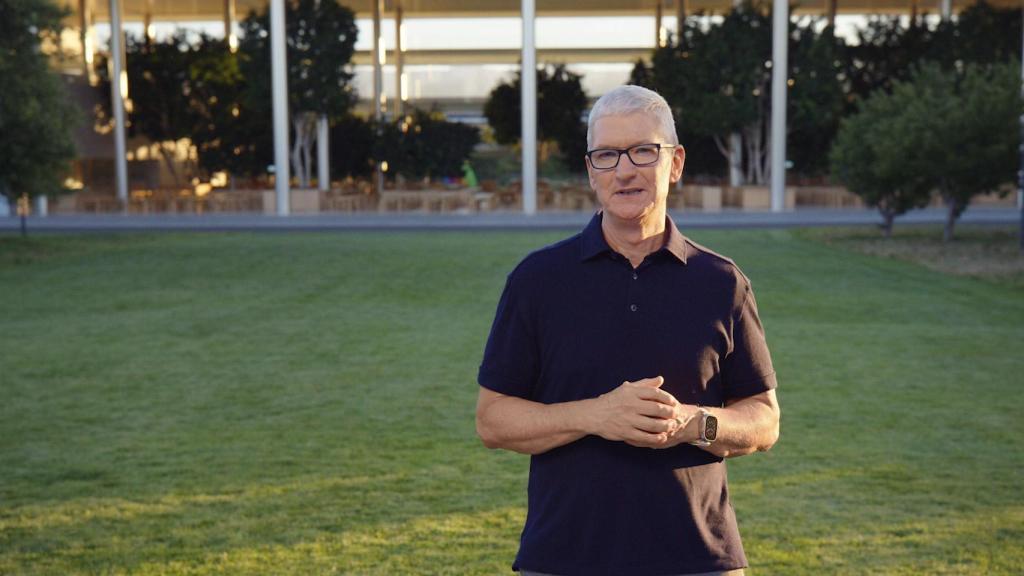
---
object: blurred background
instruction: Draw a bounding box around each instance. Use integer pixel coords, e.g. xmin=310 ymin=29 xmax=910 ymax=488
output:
xmin=2 ymin=0 xmax=1021 ymax=223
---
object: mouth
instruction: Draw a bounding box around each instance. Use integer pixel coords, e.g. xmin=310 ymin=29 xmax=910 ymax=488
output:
xmin=614 ymin=188 xmax=645 ymax=197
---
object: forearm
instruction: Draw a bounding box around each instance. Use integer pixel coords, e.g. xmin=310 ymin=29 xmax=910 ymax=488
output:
xmin=702 ymin=394 xmax=780 ymax=458
xmin=477 ymin=394 xmax=599 ymax=455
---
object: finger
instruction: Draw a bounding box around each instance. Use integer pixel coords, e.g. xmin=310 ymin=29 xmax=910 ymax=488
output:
xmin=636 ymin=400 xmax=677 ymax=419
xmin=626 ymin=430 xmax=669 ymax=448
xmin=632 ymin=415 xmax=675 ymax=434
xmin=636 ymin=387 xmax=678 ymax=406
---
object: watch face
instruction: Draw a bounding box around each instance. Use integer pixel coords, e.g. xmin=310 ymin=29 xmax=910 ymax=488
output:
xmin=704 ymin=415 xmax=718 ymax=441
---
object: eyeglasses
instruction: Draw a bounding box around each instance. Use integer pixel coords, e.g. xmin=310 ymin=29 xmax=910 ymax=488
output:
xmin=585 ymin=143 xmax=677 ymax=170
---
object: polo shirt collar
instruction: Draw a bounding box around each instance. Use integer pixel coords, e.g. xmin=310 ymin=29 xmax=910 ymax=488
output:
xmin=579 ymin=211 xmax=689 ymax=265
xmin=579 ymin=212 xmax=611 ymax=261
xmin=663 ymin=215 xmax=689 ymax=265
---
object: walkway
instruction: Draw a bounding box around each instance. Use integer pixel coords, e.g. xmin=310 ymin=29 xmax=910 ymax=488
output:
xmin=0 ymin=207 xmax=1020 ymax=233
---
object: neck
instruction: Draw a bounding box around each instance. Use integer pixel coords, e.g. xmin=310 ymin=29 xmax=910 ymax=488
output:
xmin=601 ymin=207 xmax=668 ymax=268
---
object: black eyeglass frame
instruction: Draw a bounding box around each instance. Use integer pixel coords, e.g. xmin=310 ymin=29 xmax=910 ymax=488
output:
xmin=585 ymin=143 xmax=678 ymax=170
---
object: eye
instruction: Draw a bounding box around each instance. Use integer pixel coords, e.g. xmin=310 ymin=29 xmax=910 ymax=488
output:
xmin=593 ymin=150 xmax=619 ymax=162
xmin=631 ymin=145 xmax=659 ymax=160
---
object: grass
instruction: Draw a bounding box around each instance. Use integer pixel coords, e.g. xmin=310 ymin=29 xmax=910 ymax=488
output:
xmin=0 ymin=228 xmax=1022 ymax=575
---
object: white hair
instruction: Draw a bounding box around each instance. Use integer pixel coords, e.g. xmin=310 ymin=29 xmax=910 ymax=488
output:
xmin=586 ymin=85 xmax=678 ymax=149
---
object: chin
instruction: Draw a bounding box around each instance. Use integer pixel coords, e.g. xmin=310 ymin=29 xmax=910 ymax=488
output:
xmin=604 ymin=203 xmax=655 ymax=222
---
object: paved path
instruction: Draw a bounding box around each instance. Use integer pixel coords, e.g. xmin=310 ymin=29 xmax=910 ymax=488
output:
xmin=1 ymin=206 xmax=1020 ymax=233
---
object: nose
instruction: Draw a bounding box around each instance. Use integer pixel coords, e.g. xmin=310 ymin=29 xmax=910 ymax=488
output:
xmin=614 ymin=152 xmax=639 ymax=179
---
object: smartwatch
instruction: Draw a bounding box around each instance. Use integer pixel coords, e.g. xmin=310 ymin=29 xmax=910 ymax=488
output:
xmin=690 ymin=409 xmax=718 ymax=447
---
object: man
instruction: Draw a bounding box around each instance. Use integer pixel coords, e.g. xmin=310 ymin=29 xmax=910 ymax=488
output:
xmin=476 ymin=85 xmax=780 ymax=576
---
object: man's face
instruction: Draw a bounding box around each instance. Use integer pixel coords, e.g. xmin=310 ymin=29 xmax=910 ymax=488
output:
xmin=586 ymin=113 xmax=685 ymax=223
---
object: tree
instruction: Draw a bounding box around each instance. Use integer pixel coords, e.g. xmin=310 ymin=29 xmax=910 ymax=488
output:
xmin=787 ymin=18 xmax=846 ymax=177
xmin=483 ymin=63 xmax=588 ymax=172
xmin=829 ymin=87 xmax=933 ymax=236
xmin=239 ymin=0 xmax=358 ymax=188
xmin=832 ymin=62 xmax=1022 ymax=241
xmin=123 ymin=32 xmax=195 ymax=186
xmin=0 ymin=0 xmax=79 ymax=207
xmin=538 ymin=65 xmax=589 ymax=170
xmin=925 ymin=0 xmax=1023 ymax=76
xmin=643 ymin=5 xmax=849 ymax=185
xmin=329 ymin=114 xmax=374 ymax=179
xmin=186 ymin=35 xmax=272 ymax=183
xmin=843 ymin=15 xmax=935 ymax=103
xmin=908 ymin=63 xmax=1022 ymax=242
xmin=843 ymin=2 xmax=1021 ymax=104
xmin=629 ymin=58 xmax=727 ymax=181
xmin=374 ymin=110 xmax=480 ymax=181
xmin=95 ymin=32 xmax=273 ymax=184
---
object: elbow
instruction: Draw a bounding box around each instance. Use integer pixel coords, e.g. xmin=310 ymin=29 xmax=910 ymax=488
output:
xmin=759 ymin=410 xmax=781 ymax=452
xmin=475 ymin=414 xmax=502 ymax=450
xmin=759 ymin=424 xmax=780 ymax=452
xmin=478 ymin=432 xmax=502 ymax=450
xmin=476 ymin=414 xmax=537 ymax=454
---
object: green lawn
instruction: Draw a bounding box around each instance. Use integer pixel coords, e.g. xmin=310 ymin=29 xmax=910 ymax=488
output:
xmin=1 ymin=229 xmax=1022 ymax=575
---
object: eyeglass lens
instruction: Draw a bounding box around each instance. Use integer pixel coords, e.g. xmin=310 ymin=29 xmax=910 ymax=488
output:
xmin=589 ymin=144 xmax=662 ymax=169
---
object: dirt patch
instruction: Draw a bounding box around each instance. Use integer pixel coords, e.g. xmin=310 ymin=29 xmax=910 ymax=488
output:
xmin=797 ymin=225 xmax=1024 ymax=288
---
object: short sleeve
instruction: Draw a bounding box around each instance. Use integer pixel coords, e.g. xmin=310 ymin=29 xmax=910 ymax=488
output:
xmin=720 ymin=282 xmax=777 ymax=400
xmin=477 ymin=272 xmax=540 ymax=399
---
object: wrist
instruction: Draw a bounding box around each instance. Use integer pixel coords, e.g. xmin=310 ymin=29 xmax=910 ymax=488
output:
xmin=666 ymin=404 xmax=700 ymax=445
xmin=574 ymin=396 xmax=606 ymax=437
xmin=689 ymin=408 xmax=719 ymax=447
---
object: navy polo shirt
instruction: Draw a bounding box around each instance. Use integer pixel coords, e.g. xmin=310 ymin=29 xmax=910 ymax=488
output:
xmin=478 ymin=212 xmax=777 ymax=576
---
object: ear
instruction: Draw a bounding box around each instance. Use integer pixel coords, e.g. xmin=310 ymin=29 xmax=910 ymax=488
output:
xmin=669 ymin=145 xmax=686 ymax=184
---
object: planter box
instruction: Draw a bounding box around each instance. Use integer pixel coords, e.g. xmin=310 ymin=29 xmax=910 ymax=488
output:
xmin=730 ymin=186 xmax=796 ymax=211
xmin=262 ymin=188 xmax=320 ymax=214
xmin=378 ymin=189 xmax=475 ymax=212
xmin=973 ymin=186 xmax=1017 ymax=207
xmin=679 ymin=185 xmax=723 ymax=212
xmin=52 ymin=193 xmax=78 ymax=215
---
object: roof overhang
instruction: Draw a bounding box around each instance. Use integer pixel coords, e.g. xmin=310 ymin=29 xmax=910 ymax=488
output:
xmin=68 ymin=0 xmax=1017 ymax=23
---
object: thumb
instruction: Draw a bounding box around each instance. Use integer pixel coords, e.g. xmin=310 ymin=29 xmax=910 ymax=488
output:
xmin=635 ymin=376 xmax=665 ymax=388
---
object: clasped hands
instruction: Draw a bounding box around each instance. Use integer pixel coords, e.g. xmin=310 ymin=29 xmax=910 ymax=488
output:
xmin=593 ymin=376 xmax=702 ymax=449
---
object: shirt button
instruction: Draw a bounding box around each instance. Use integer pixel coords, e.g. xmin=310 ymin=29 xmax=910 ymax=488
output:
xmin=630 ymin=304 xmax=638 ymax=312
xmin=632 ymin=272 xmax=638 ymax=280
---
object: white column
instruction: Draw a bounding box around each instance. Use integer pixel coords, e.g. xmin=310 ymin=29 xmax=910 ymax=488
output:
xmin=373 ymin=0 xmax=383 ymax=119
xmin=395 ymin=2 xmax=404 ymax=118
xmin=270 ymin=0 xmax=290 ymax=215
xmin=34 ymin=195 xmax=48 ymax=217
xmin=728 ymin=133 xmax=743 ymax=187
xmin=769 ymin=0 xmax=789 ymax=212
xmin=143 ymin=0 xmax=154 ymax=41
xmin=372 ymin=0 xmax=384 ymax=193
xmin=728 ymin=0 xmax=743 ymax=189
xmin=676 ymin=0 xmax=687 ymax=43
xmin=80 ymin=0 xmax=95 ymax=81
xmin=940 ymin=0 xmax=952 ymax=19
xmin=521 ymin=0 xmax=537 ymax=215
xmin=317 ymin=114 xmax=329 ymax=192
xmin=108 ymin=0 xmax=128 ymax=209
xmin=655 ymin=1 xmax=663 ymax=47
xmin=224 ymin=0 xmax=237 ymax=52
